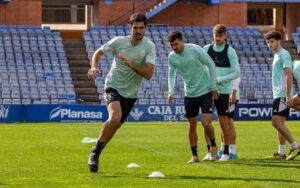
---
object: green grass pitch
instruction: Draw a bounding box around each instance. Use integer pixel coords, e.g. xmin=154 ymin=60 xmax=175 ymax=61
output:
xmin=0 ymin=121 xmax=299 ymax=187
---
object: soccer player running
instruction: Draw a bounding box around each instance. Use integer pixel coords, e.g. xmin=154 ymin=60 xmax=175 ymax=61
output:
xmin=167 ymin=31 xmax=219 ymax=162
xmin=264 ymin=31 xmax=300 ymax=160
xmin=203 ymin=24 xmax=240 ymax=161
xmin=87 ymin=13 xmax=156 ymax=173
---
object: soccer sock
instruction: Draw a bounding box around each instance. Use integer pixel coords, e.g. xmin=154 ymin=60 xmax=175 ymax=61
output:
xmin=207 ymin=144 xmax=211 ymax=153
xmin=210 ymin=138 xmax=217 ymax=147
xmin=93 ymin=140 xmax=106 ymax=156
xmin=221 ymin=142 xmax=225 ymax=151
xmin=290 ymin=141 xmax=298 ymax=150
xmin=191 ymin=146 xmax=198 ymax=157
xmin=223 ymin=145 xmax=229 ymax=155
xmin=278 ymin=144 xmax=286 ymax=155
xmin=229 ymin=144 xmax=237 ymax=154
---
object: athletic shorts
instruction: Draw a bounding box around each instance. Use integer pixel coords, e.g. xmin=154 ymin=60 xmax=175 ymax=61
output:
xmin=184 ymin=92 xmax=213 ymax=118
xmin=272 ymin=98 xmax=290 ymax=117
xmin=227 ymin=100 xmax=239 ymax=119
xmin=214 ymin=94 xmax=230 ymax=116
xmin=104 ymin=87 xmax=137 ymax=123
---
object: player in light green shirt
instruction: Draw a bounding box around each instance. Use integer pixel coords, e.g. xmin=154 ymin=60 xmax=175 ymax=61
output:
xmin=203 ymin=24 xmax=240 ymax=161
xmin=167 ymin=31 xmax=219 ymax=162
xmin=87 ymin=13 xmax=156 ymax=173
xmin=291 ymin=60 xmax=300 ymax=111
xmin=264 ymin=31 xmax=300 ymax=161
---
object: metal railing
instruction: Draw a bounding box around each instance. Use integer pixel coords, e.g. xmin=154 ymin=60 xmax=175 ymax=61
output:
xmin=108 ymin=0 xmax=163 ymax=26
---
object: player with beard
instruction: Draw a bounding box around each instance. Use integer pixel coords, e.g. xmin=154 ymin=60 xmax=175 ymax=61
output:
xmin=87 ymin=13 xmax=156 ymax=173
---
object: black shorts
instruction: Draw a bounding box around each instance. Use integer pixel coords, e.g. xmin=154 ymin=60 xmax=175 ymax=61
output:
xmin=184 ymin=92 xmax=213 ymax=118
xmin=214 ymin=94 xmax=230 ymax=116
xmin=272 ymin=98 xmax=290 ymax=117
xmin=227 ymin=100 xmax=239 ymax=119
xmin=104 ymin=87 xmax=137 ymax=123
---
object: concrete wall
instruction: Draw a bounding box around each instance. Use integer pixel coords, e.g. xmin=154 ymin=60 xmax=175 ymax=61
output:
xmin=0 ymin=0 xmax=41 ymax=25
xmin=93 ymin=1 xmax=247 ymax=27
xmin=286 ymin=3 xmax=300 ymax=40
xmin=149 ymin=2 xmax=247 ymax=27
xmin=93 ymin=0 xmax=156 ymax=26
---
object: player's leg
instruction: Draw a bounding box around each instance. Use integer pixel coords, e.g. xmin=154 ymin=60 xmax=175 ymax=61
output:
xmin=88 ymin=88 xmax=136 ymax=172
xmin=184 ymin=96 xmax=201 ymax=163
xmin=187 ymin=117 xmax=199 ymax=163
xmin=200 ymin=93 xmax=217 ymax=161
xmin=227 ymin=118 xmax=237 ymax=159
xmin=274 ymin=117 xmax=300 ymax=160
xmin=218 ymin=115 xmax=230 ymax=161
xmin=227 ymin=101 xmax=238 ymax=159
xmin=215 ymin=94 xmax=230 ymax=161
xmin=277 ymin=132 xmax=286 ymax=157
xmin=271 ymin=98 xmax=300 ymax=160
xmin=88 ymin=100 xmax=122 ymax=172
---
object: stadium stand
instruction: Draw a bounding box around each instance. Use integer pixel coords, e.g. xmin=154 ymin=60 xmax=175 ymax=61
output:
xmin=0 ymin=25 xmax=76 ymax=104
xmin=84 ymin=25 xmax=293 ymax=105
xmin=292 ymin=26 xmax=300 ymax=55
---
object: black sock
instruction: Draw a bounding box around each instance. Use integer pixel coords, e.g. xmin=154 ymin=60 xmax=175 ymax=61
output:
xmin=210 ymin=138 xmax=217 ymax=147
xmin=191 ymin=146 xmax=198 ymax=157
xmin=207 ymin=144 xmax=210 ymax=152
xmin=223 ymin=145 xmax=229 ymax=155
xmin=93 ymin=140 xmax=106 ymax=156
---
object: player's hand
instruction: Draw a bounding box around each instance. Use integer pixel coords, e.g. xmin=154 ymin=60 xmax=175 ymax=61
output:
xmin=286 ymin=96 xmax=293 ymax=108
xmin=167 ymin=95 xmax=174 ymax=104
xmin=229 ymin=92 xmax=237 ymax=105
xmin=87 ymin=67 xmax=101 ymax=81
xmin=211 ymin=90 xmax=219 ymax=100
xmin=118 ymin=53 xmax=132 ymax=67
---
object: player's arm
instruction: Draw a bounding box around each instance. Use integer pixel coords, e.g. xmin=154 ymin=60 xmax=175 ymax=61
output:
xmin=88 ymin=48 xmax=104 ymax=80
xmin=285 ymin=68 xmax=293 ymax=106
xmin=118 ymin=43 xmax=156 ymax=80
xmin=88 ymin=37 xmax=118 ymax=80
xmin=217 ymin=48 xmax=240 ymax=83
xmin=118 ymin=54 xmax=154 ymax=80
xmin=167 ymin=58 xmax=177 ymax=104
xmin=230 ymin=77 xmax=240 ymax=104
xmin=282 ymin=53 xmax=294 ymax=106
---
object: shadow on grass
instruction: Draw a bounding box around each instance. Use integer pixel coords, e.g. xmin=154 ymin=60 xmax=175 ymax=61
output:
xmin=100 ymin=172 xmax=300 ymax=184
xmin=162 ymin=175 xmax=300 ymax=183
xmin=222 ymin=158 xmax=300 ymax=169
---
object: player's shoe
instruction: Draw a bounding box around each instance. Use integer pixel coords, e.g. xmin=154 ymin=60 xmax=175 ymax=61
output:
xmin=264 ymin=152 xmax=286 ymax=159
xmin=217 ymin=150 xmax=223 ymax=159
xmin=187 ymin=156 xmax=200 ymax=163
xmin=202 ymin=153 xmax=211 ymax=161
xmin=229 ymin=153 xmax=238 ymax=159
xmin=88 ymin=150 xmax=99 ymax=173
xmin=219 ymin=154 xmax=230 ymax=161
xmin=286 ymin=147 xmax=300 ymax=160
xmin=210 ymin=146 xmax=217 ymax=160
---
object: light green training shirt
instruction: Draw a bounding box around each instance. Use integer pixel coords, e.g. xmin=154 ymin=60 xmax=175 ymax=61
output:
xmin=293 ymin=60 xmax=300 ymax=90
xmin=100 ymin=36 xmax=156 ymax=98
xmin=272 ymin=48 xmax=293 ymax=99
xmin=168 ymin=44 xmax=217 ymax=97
xmin=203 ymin=43 xmax=240 ymax=94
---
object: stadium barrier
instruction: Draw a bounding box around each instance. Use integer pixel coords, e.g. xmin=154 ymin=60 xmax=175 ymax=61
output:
xmin=0 ymin=104 xmax=299 ymax=123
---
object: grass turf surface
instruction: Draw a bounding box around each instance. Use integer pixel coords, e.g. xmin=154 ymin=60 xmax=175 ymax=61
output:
xmin=0 ymin=121 xmax=299 ymax=187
